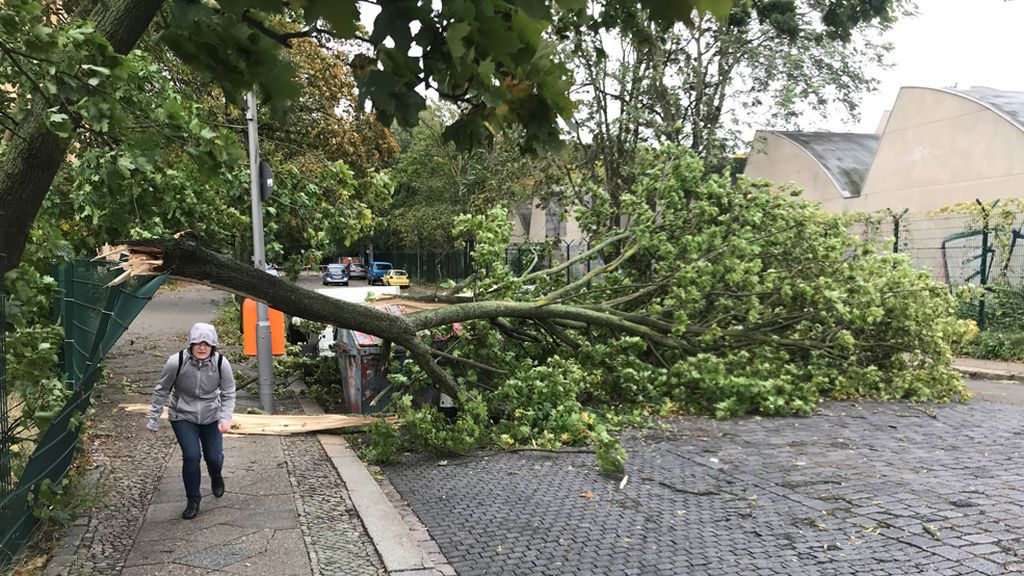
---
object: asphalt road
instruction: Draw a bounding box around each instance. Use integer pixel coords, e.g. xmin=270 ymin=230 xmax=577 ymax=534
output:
xmin=966 ymin=378 xmax=1024 ymax=408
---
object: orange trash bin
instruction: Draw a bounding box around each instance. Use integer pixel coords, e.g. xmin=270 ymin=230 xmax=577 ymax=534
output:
xmin=242 ymin=298 xmax=286 ymax=356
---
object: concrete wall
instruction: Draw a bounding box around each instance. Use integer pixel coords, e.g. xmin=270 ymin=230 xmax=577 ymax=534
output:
xmin=851 ymin=87 xmax=1024 ymax=213
xmin=743 ymin=131 xmax=844 ymax=208
xmin=509 ymin=200 xmax=584 ymax=245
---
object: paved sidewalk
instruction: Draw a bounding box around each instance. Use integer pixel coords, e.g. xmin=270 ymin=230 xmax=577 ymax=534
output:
xmin=45 ymin=285 xmax=408 ymax=576
xmin=123 ymin=434 xmax=313 ymax=575
xmin=953 ymin=357 xmax=1024 ymax=381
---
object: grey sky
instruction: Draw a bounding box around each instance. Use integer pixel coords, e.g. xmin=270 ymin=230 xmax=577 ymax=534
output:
xmin=822 ymin=0 xmax=1024 ymax=133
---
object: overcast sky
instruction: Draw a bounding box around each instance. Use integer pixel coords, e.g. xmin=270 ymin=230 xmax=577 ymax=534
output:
xmin=820 ymin=0 xmax=1024 ymax=133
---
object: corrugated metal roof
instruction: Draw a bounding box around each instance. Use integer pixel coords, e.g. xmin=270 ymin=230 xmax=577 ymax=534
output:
xmin=772 ymin=131 xmax=880 ymax=198
xmin=949 ymin=86 xmax=1024 ymax=132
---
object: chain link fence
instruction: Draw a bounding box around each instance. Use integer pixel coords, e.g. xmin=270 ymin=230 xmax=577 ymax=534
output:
xmin=506 ymin=240 xmax=599 ymax=283
xmin=370 ymin=249 xmax=472 ymax=283
xmin=850 ymin=203 xmax=1024 ymax=331
xmin=0 ymin=258 xmax=166 ymax=569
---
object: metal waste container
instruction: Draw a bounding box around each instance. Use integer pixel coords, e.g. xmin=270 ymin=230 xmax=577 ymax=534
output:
xmin=336 ymin=329 xmax=391 ymax=414
xmin=335 ymin=303 xmax=404 ymax=414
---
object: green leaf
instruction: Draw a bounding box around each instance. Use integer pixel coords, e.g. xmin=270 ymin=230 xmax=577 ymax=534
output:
xmin=477 ymin=58 xmax=495 ymax=82
xmin=515 ymin=0 xmax=551 ymax=21
xmin=695 ymin=0 xmax=733 ymax=21
xmin=476 ymin=14 xmax=523 ymax=59
xmin=392 ymin=90 xmax=426 ymax=127
xmin=512 ymin=9 xmax=550 ymax=50
xmin=446 ymin=21 xmax=472 ymax=59
xmin=306 ymin=0 xmax=359 ymax=37
xmin=639 ymin=0 xmax=697 ymax=25
xmin=218 ymin=0 xmax=282 ymax=15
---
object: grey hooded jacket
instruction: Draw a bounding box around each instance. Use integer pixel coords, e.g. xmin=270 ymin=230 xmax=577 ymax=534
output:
xmin=147 ymin=323 xmax=236 ymax=431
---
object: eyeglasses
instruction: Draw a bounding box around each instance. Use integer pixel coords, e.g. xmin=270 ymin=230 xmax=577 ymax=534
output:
xmin=194 ymin=342 xmax=211 ymax=347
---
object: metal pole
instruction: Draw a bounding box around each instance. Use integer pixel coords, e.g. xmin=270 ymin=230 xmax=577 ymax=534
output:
xmin=246 ymin=92 xmax=275 ymax=413
xmin=979 ymin=209 xmax=990 ymax=331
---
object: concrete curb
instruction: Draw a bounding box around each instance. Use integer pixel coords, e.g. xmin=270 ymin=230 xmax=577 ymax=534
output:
xmin=298 ymin=396 xmax=453 ymax=576
xmin=953 ymin=357 xmax=1024 ymax=382
xmin=43 ymin=466 xmax=103 ymax=576
xmin=953 ymin=365 xmax=1024 ymax=383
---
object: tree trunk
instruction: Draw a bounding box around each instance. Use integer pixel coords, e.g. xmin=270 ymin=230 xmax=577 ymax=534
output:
xmin=113 ymin=234 xmax=686 ymax=396
xmin=0 ymin=0 xmax=164 ymax=274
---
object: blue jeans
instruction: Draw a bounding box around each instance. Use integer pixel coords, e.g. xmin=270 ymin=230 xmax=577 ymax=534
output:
xmin=170 ymin=420 xmax=223 ymax=502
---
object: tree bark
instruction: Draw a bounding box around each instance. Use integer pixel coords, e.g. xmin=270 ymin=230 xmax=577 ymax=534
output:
xmin=0 ymin=0 xmax=164 ymax=274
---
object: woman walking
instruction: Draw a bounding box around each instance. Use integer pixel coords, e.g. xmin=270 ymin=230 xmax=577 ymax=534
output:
xmin=147 ymin=322 xmax=236 ymax=519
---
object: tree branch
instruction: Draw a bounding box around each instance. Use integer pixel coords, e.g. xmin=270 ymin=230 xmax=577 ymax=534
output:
xmin=428 ymin=347 xmax=508 ymax=375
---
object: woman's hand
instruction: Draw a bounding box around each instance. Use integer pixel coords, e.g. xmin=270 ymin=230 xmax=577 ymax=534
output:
xmin=218 ymin=422 xmax=232 ymax=433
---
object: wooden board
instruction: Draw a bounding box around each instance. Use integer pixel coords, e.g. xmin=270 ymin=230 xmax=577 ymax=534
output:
xmin=119 ymin=403 xmax=392 ymax=435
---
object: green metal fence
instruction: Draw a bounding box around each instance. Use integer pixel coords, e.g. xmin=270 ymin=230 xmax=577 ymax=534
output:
xmin=850 ymin=203 xmax=1024 ymax=331
xmin=506 ymin=240 xmax=598 ymax=283
xmin=371 ymin=250 xmax=471 ymax=283
xmin=0 ymin=258 xmax=166 ymax=568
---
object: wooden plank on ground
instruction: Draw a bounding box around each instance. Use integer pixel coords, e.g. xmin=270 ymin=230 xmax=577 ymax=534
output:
xmin=118 ymin=403 xmax=389 ymax=435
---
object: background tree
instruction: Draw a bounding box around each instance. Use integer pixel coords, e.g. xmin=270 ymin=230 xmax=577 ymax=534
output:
xmin=382 ymin=105 xmax=562 ymax=251
xmin=555 ymin=0 xmax=906 ymax=222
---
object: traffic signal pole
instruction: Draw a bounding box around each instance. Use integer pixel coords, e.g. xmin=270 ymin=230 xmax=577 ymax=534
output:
xmin=246 ymin=91 xmax=275 ymax=413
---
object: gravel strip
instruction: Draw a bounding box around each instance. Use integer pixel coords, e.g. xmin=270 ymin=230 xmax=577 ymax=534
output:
xmin=282 ymin=434 xmax=386 ymax=576
xmin=66 ymin=382 xmax=178 ymax=575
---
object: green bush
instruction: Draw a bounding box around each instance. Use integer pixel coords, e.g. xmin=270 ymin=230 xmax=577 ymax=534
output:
xmin=963 ymin=330 xmax=1024 ymax=361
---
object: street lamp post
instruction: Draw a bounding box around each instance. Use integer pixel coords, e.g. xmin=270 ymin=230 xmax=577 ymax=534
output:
xmin=246 ymin=91 xmax=275 ymax=413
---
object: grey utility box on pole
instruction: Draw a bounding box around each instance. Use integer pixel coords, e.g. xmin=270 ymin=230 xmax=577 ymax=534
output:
xmin=246 ymin=91 xmax=275 ymax=414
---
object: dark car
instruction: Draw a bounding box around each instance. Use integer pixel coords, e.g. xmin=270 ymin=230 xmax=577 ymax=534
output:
xmin=368 ymin=261 xmax=393 ymax=285
xmin=347 ymin=262 xmax=367 ymax=280
xmin=321 ymin=263 xmax=349 ymax=286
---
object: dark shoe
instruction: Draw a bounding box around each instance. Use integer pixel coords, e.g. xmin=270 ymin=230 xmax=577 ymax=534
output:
xmin=182 ymin=500 xmax=200 ymax=520
xmin=212 ymin=475 xmax=225 ymax=498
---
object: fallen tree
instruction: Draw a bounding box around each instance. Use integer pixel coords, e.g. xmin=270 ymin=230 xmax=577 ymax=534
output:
xmin=103 ymin=150 xmax=973 ymax=472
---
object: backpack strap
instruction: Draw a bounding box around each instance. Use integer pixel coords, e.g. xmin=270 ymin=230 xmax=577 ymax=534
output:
xmin=174 ymin=349 xmax=185 ymax=384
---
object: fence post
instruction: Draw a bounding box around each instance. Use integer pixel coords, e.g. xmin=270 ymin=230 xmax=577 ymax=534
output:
xmin=566 ymin=241 xmax=572 ymax=283
xmin=977 ymin=199 xmax=998 ymax=330
xmin=892 ymin=208 xmax=908 ymax=254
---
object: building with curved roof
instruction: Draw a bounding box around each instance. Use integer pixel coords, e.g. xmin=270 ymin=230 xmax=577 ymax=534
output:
xmin=743 ymin=86 xmax=1024 ymax=214
xmin=743 ymin=131 xmax=880 ymax=212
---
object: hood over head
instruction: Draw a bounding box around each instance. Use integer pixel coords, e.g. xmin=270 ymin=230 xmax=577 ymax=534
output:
xmin=187 ymin=322 xmax=219 ymax=348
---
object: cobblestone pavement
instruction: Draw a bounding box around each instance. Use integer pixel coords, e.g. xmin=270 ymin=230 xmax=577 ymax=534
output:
xmin=282 ymin=434 xmax=386 ymax=575
xmin=386 ymin=400 xmax=1024 ymax=575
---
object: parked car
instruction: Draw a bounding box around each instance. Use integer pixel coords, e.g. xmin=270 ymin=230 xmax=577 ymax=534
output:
xmin=321 ymin=263 xmax=349 ymax=286
xmin=368 ymin=261 xmax=393 ymax=285
xmin=382 ymin=269 xmax=410 ymax=288
xmin=347 ymin=262 xmax=367 ymax=280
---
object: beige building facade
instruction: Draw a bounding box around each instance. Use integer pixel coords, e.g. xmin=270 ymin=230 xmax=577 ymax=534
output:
xmin=744 ymin=86 xmax=1024 ymax=214
xmin=509 ymin=200 xmax=584 ymax=245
